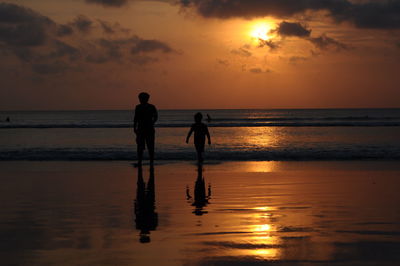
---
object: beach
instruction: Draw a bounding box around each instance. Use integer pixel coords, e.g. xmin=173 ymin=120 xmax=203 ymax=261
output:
xmin=1 ymin=160 xmax=400 ymax=265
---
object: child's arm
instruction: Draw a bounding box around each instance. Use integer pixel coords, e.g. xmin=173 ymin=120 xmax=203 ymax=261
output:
xmin=206 ymin=126 xmax=211 ymax=145
xmin=186 ymin=127 xmax=194 ymax=143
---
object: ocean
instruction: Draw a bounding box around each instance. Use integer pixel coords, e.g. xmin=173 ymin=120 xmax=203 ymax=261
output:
xmin=1 ymin=109 xmax=400 ymax=160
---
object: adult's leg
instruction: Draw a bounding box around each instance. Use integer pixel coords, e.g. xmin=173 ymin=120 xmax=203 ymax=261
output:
xmin=136 ymin=133 xmax=145 ymax=166
xmin=146 ymin=130 xmax=155 ymax=165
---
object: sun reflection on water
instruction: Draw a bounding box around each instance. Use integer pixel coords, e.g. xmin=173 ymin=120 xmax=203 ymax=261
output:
xmin=235 ymin=208 xmax=282 ymax=260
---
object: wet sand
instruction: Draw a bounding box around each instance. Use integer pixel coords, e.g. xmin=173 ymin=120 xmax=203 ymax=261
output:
xmin=1 ymin=161 xmax=400 ymax=265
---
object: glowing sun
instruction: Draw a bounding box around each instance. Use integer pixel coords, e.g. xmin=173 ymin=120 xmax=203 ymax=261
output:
xmin=250 ymin=22 xmax=273 ymax=41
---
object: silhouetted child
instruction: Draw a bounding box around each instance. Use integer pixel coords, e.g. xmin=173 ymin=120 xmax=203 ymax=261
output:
xmin=186 ymin=112 xmax=211 ymax=163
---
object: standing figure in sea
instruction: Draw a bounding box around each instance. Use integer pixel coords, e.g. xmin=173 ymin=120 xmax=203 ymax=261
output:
xmin=134 ymin=92 xmax=158 ymax=166
xmin=186 ymin=112 xmax=211 ymax=163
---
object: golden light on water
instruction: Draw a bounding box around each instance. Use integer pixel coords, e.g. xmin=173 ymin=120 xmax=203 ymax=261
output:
xmin=246 ymin=162 xmax=278 ymax=173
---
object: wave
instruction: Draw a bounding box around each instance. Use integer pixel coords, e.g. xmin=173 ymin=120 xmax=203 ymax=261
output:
xmin=212 ymin=116 xmax=400 ymax=122
xmin=1 ymin=121 xmax=400 ymax=129
xmin=1 ymin=147 xmax=399 ymax=160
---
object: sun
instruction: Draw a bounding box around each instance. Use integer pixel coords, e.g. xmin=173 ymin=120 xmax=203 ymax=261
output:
xmin=250 ymin=22 xmax=273 ymax=41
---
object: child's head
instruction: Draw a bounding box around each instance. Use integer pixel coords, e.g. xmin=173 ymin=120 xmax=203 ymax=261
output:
xmin=138 ymin=92 xmax=150 ymax=104
xmin=194 ymin=112 xmax=203 ymax=123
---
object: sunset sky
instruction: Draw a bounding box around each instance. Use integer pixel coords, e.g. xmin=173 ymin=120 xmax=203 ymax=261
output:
xmin=1 ymin=0 xmax=400 ymax=110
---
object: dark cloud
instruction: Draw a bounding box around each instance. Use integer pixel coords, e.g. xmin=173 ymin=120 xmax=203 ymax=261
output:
xmin=249 ymin=67 xmax=262 ymax=73
xmin=0 ymin=3 xmax=177 ymax=75
xmin=0 ymin=2 xmax=53 ymax=24
xmin=231 ymin=47 xmax=252 ymax=57
xmin=249 ymin=67 xmax=271 ymax=74
xmin=71 ymin=15 xmax=93 ymax=33
xmin=262 ymin=20 xmax=347 ymax=52
xmin=32 ymin=61 xmax=69 ymax=75
xmin=180 ymin=0 xmax=400 ymax=29
xmin=98 ymin=20 xmax=115 ymax=34
xmin=85 ymin=0 xmax=129 ymax=7
xmin=289 ymin=56 xmax=308 ymax=63
xmin=50 ymin=40 xmax=81 ymax=60
xmin=130 ymin=55 xmax=159 ymax=65
xmin=180 ymin=0 xmax=350 ymax=19
xmin=0 ymin=3 xmax=54 ymax=47
xmin=258 ymin=39 xmax=280 ymax=50
xmin=131 ymin=39 xmax=173 ymax=54
xmin=274 ymin=21 xmax=311 ymax=37
xmin=86 ymin=36 xmax=174 ymax=64
xmin=57 ymin=24 xmax=74 ymax=36
xmin=11 ymin=47 xmax=34 ymax=62
xmin=308 ymin=34 xmax=348 ymax=51
xmin=216 ymin=59 xmax=229 ymax=66
xmin=0 ymin=23 xmax=47 ymax=46
xmin=334 ymin=1 xmax=400 ymax=29
xmin=97 ymin=20 xmax=130 ymax=35
xmin=85 ymin=54 xmax=110 ymax=64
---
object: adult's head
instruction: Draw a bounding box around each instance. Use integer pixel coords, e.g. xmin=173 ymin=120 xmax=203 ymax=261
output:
xmin=194 ymin=112 xmax=203 ymax=123
xmin=138 ymin=92 xmax=150 ymax=104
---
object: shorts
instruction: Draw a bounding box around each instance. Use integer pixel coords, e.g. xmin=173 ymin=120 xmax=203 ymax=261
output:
xmin=136 ymin=129 xmax=155 ymax=151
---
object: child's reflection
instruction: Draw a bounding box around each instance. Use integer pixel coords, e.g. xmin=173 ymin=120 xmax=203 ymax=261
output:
xmin=186 ymin=164 xmax=211 ymax=216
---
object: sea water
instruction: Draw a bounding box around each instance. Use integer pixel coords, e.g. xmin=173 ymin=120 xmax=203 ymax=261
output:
xmin=1 ymin=109 xmax=400 ymax=160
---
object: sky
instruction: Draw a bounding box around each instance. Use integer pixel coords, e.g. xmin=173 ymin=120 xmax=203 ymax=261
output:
xmin=0 ymin=0 xmax=400 ymax=110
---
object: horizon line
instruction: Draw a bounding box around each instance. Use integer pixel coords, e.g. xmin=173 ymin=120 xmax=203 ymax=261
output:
xmin=1 ymin=107 xmax=400 ymax=112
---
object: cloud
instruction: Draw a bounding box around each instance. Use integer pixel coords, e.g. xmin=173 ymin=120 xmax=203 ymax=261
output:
xmin=179 ymin=0 xmax=350 ymax=19
xmin=131 ymin=39 xmax=174 ymax=54
xmin=57 ymin=24 xmax=74 ymax=36
xmin=216 ymin=59 xmax=229 ymax=66
xmin=71 ymin=15 xmax=93 ymax=33
xmin=50 ymin=40 xmax=81 ymax=60
xmin=31 ymin=61 xmax=69 ymax=75
xmin=0 ymin=3 xmax=177 ymax=75
xmin=0 ymin=2 xmax=53 ymax=24
xmin=308 ymin=34 xmax=348 ymax=51
xmin=85 ymin=0 xmax=129 ymax=7
xmin=263 ymin=20 xmax=347 ymax=52
xmin=249 ymin=67 xmax=271 ymax=74
xmin=289 ymin=56 xmax=308 ymax=63
xmin=98 ymin=20 xmax=115 ymax=34
xmin=180 ymin=0 xmax=400 ymax=29
xmin=258 ymin=39 xmax=280 ymax=50
xmin=0 ymin=3 xmax=54 ymax=47
xmin=273 ymin=21 xmax=311 ymax=37
xmin=231 ymin=47 xmax=252 ymax=57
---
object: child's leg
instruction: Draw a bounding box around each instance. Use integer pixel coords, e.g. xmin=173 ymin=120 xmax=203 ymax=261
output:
xmin=196 ymin=149 xmax=203 ymax=163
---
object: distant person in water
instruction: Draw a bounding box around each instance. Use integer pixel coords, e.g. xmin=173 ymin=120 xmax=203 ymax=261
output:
xmin=186 ymin=112 xmax=211 ymax=163
xmin=5 ymin=117 xmax=10 ymax=122
xmin=134 ymin=92 xmax=158 ymax=166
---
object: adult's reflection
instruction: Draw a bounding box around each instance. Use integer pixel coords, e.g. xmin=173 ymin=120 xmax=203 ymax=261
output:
xmin=186 ymin=164 xmax=211 ymax=216
xmin=134 ymin=165 xmax=158 ymax=243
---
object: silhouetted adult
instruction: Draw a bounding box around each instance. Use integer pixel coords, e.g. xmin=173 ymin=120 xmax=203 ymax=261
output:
xmin=134 ymin=92 xmax=158 ymax=166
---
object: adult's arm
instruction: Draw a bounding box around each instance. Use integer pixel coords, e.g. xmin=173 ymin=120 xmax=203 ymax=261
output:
xmin=153 ymin=105 xmax=158 ymax=125
xmin=133 ymin=106 xmax=138 ymax=134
